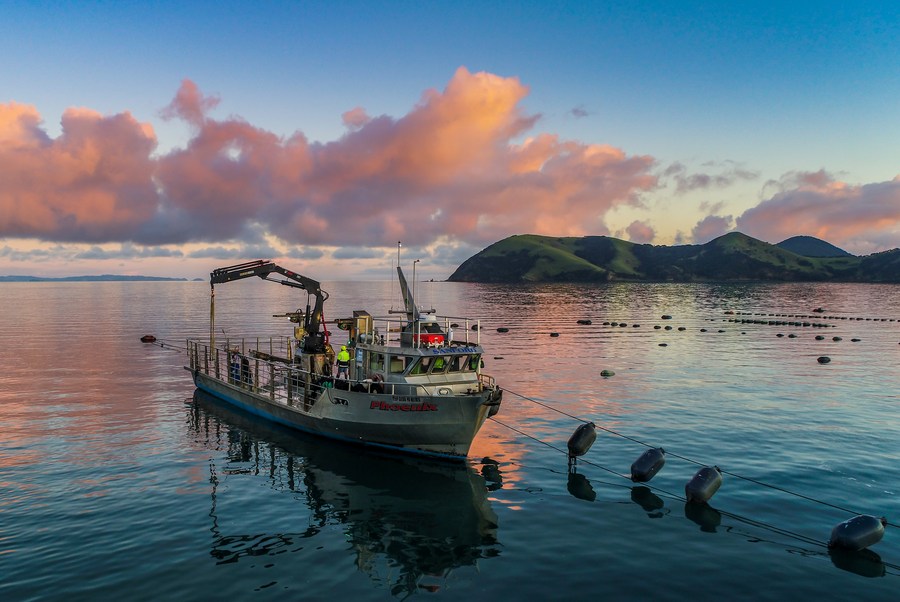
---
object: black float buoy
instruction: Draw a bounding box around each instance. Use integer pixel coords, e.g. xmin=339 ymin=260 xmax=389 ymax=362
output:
xmin=685 ymin=465 xmax=723 ymax=503
xmin=577 ymin=319 xmax=592 ymax=325
xmin=630 ymin=447 xmax=666 ymax=482
xmin=497 ymin=327 xmax=509 ymax=333
xmin=140 ymin=335 xmax=157 ymax=343
xmin=567 ymin=422 xmax=597 ymax=471
xmin=828 ymin=515 xmax=887 ymax=551
xmin=817 ymin=356 xmax=831 ymax=364
xmin=600 ymin=369 xmax=615 ymax=378
xmin=550 ymin=332 xmax=559 ymax=337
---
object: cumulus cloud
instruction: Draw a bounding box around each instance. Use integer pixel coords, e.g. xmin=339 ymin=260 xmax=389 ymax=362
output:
xmin=0 ymin=102 xmax=158 ymax=242
xmin=692 ymin=214 xmax=734 ymax=244
xmin=625 ymin=220 xmax=655 ymax=243
xmin=1 ymin=67 xmax=658 ymax=252
xmin=736 ymin=171 xmax=900 ymax=254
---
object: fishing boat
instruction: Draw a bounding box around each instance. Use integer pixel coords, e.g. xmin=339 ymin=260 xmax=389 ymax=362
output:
xmin=185 ymin=260 xmax=502 ymax=459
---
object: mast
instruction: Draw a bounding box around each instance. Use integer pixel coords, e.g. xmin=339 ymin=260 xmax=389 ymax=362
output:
xmin=209 ymin=282 xmax=216 ymax=349
xmin=396 ymin=265 xmax=418 ymax=323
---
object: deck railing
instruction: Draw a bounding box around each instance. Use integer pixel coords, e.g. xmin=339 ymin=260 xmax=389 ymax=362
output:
xmin=186 ymin=338 xmax=485 ymax=408
xmin=359 ymin=314 xmax=482 ymax=349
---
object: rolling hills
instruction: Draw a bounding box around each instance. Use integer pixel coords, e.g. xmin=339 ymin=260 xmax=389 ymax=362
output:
xmin=448 ymin=232 xmax=900 ymax=283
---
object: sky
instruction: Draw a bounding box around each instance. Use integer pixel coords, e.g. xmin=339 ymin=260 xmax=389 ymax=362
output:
xmin=1 ymin=0 xmax=898 ymax=280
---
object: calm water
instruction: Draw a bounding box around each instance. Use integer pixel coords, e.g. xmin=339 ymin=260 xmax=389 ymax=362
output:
xmin=1 ymin=280 xmax=898 ymax=600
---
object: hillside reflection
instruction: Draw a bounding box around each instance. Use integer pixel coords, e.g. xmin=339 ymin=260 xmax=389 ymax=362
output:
xmin=187 ymin=390 xmax=500 ymax=595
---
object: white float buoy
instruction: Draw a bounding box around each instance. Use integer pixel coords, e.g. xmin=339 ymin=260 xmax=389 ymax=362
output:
xmin=828 ymin=515 xmax=887 ymax=551
xmin=685 ymin=465 xmax=723 ymax=503
xmin=631 ymin=447 xmax=666 ymax=482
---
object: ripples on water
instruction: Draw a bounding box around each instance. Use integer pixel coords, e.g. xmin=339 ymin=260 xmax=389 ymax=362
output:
xmin=1 ymin=280 xmax=898 ymax=600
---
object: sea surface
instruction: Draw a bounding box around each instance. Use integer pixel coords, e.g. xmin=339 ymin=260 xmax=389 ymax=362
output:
xmin=1 ymin=279 xmax=898 ymax=601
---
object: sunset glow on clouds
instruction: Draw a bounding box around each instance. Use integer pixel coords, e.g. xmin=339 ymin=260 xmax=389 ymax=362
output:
xmin=1 ymin=69 xmax=661 ymax=269
xmin=737 ymin=172 xmax=900 ymax=255
xmin=1 ymin=68 xmax=898 ymax=278
xmin=2 ymin=2 xmax=898 ymax=279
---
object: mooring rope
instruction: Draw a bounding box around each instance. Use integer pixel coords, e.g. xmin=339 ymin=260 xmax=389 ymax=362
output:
xmin=487 ymin=415 xmax=900 ymax=573
xmin=146 ymin=338 xmax=188 ymax=352
xmin=489 ymin=415 xmax=829 ymax=549
xmin=501 ymin=387 xmax=897 ymax=529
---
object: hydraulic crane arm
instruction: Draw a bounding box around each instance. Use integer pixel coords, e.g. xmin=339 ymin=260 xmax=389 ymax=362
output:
xmin=209 ymin=260 xmax=329 ymax=353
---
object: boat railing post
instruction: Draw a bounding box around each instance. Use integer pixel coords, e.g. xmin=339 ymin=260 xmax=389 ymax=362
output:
xmin=269 ymin=362 xmax=275 ymax=400
xmin=287 ymin=367 xmax=293 ymax=406
xmin=254 ymin=358 xmax=260 ymax=393
xmin=204 ymin=344 xmax=209 ymax=374
xmin=303 ymin=375 xmax=310 ymax=411
xmin=215 ymin=347 xmax=220 ymax=379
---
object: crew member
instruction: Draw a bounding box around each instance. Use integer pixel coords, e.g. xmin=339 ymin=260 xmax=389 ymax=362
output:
xmin=336 ymin=345 xmax=350 ymax=379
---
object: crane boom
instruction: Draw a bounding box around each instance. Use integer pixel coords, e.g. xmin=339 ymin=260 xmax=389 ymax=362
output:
xmin=209 ymin=260 xmax=329 ymax=353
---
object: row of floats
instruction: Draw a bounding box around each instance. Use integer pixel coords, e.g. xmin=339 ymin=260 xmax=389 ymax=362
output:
xmin=565 ymin=421 xmax=889 ymax=554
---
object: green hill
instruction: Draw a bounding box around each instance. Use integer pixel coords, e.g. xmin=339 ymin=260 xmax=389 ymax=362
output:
xmin=448 ymin=232 xmax=900 ymax=283
xmin=776 ymin=236 xmax=852 ymax=257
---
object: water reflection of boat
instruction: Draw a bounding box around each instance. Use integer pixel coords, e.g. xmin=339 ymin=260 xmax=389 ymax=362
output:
xmin=188 ymin=389 xmax=500 ymax=594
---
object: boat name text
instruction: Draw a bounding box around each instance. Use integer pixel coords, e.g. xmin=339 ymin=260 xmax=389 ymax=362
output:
xmin=429 ymin=347 xmax=478 ymax=355
xmin=370 ymin=400 xmax=438 ymax=412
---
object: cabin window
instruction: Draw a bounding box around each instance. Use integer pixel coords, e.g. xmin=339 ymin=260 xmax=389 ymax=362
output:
xmin=431 ymin=356 xmax=448 ymax=374
xmin=448 ymin=354 xmax=468 ymax=373
xmin=409 ymin=356 xmax=433 ymax=375
xmin=389 ymin=355 xmax=406 ymax=374
xmin=368 ymin=352 xmax=385 ymax=373
xmin=467 ymin=354 xmax=481 ymax=372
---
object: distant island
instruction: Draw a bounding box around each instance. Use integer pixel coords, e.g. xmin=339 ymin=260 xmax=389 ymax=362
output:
xmin=448 ymin=232 xmax=900 ymax=283
xmin=0 ymin=275 xmax=191 ymax=282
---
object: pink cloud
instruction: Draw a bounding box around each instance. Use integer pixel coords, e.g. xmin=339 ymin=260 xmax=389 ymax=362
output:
xmin=341 ymin=107 xmax=370 ymax=130
xmin=0 ymin=102 xmax=158 ymax=242
xmin=160 ymin=79 xmax=220 ymax=127
xmin=625 ymin=220 xmax=655 ymax=243
xmin=692 ymin=214 xmax=734 ymax=243
xmin=0 ymin=68 xmax=653 ymax=248
xmin=736 ymin=171 xmax=900 ymax=254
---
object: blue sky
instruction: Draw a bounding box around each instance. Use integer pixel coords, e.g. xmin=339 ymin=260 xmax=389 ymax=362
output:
xmin=1 ymin=1 xmax=898 ymax=278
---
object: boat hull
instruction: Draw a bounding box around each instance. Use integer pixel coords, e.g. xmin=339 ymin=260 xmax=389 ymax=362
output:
xmin=188 ymin=368 xmax=496 ymax=459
